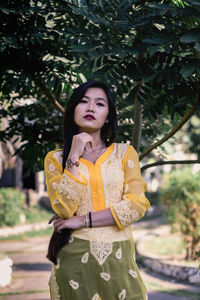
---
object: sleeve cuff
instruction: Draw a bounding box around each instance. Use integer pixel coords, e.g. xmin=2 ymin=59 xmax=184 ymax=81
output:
xmin=110 ymin=206 xmax=124 ymax=230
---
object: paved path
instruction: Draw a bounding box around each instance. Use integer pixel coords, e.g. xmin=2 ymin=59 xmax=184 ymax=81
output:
xmin=0 ymin=232 xmax=200 ymax=299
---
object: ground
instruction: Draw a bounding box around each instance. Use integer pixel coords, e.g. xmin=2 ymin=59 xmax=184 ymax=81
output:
xmin=0 ymin=220 xmax=200 ymax=300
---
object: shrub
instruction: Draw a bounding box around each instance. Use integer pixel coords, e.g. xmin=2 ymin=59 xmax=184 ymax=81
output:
xmin=160 ymin=168 xmax=200 ymax=261
xmin=0 ymin=188 xmax=25 ymax=226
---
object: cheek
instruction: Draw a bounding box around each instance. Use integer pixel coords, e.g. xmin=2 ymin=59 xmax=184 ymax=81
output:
xmin=74 ymin=106 xmax=80 ymax=122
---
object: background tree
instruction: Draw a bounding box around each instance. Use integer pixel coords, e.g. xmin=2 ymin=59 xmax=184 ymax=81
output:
xmin=0 ymin=0 xmax=200 ymax=175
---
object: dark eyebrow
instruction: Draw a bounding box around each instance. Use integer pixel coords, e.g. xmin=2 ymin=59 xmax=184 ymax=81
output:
xmin=82 ymin=95 xmax=107 ymax=102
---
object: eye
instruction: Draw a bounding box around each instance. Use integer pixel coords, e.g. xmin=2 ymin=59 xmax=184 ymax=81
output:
xmin=80 ymin=99 xmax=87 ymax=103
xmin=96 ymin=102 xmax=105 ymax=107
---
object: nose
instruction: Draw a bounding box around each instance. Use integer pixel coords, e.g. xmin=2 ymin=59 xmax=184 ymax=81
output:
xmin=86 ymin=102 xmax=95 ymax=113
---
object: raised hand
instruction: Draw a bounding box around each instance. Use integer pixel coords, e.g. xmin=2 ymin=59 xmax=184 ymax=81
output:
xmin=68 ymin=132 xmax=94 ymax=160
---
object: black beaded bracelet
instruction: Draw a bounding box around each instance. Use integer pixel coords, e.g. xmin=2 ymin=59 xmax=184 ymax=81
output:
xmin=89 ymin=212 xmax=92 ymax=228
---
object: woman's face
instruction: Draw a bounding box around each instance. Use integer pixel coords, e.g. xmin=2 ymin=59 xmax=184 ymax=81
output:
xmin=74 ymin=87 xmax=109 ymax=134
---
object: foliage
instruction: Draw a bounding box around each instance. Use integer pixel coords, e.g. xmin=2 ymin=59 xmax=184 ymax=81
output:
xmin=0 ymin=187 xmax=52 ymax=227
xmin=0 ymin=0 xmax=200 ymax=173
xmin=0 ymin=188 xmax=25 ymax=226
xmin=2 ymin=100 xmax=64 ymax=173
xmin=24 ymin=206 xmax=52 ymax=223
xmin=160 ymin=168 xmax=200 ymax=260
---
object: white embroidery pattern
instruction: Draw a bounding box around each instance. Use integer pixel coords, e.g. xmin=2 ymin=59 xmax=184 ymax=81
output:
xmin=52 ymin=182 xmax=58 ymax=190
xmin=129 ymin=269 xmax=137 ymax=278
xmin=90 ymin=241 xmax=113 ymax=265
xmin=69 ymin=280 xmax=79 ymax=289
xmin=58 ymin=173 xmax=85 ymax=203
xmin=115 ymin=248 xmax=122 ymax=260
xmin=49 ymin=163 xmax=56 ymax=172
xmin=49 ymin=264 xmax=61 ymax=299
xmin=128 ymin=160 xmax=134 ymax=168
xmin=119 ymin=289 xmax=126 ymax=300
xmin=100 ymin=272 xmax=110 ymax=281
xmin=53 ymin=151 xmax=63 ymax=166
xmin=81 ymin=252 xmax=89 ymax=264
xmin=69 ymin=236 xmax=74 ymax=243
xmin=92 ymin=293 xmax=101 ymax=300
xmin=113 ymin=199 xmax=140 ymax=227
xmin=53 ymin=199 xmax=59 ymax=205
xmin=101 ymin=149 xmax=124 ymax=208
xmin=55 ymin=258 xmax=60 ymax=269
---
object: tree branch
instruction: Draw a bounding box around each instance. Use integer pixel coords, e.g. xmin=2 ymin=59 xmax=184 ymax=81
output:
xmin=35 ymin=79 xmax=65 ymax=114
xmin=141 ymin=159 xmax=200 ymax=172
xmin=139 ymin=106 xmax=196 ymax=160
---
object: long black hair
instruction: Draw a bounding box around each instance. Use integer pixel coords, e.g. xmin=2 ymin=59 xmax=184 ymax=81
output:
xmin=47 ymin=80 xmax=118 ymax=265
xmin=62 ymin=80 xmax=118 ymax=171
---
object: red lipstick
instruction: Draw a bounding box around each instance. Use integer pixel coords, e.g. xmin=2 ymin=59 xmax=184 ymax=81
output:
xmin=84 ymin=114 xmax=95 ymax=120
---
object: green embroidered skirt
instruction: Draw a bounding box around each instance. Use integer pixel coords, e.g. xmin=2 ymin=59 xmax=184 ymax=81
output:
xmin=49 ymin=237 xmax=147 ymax=300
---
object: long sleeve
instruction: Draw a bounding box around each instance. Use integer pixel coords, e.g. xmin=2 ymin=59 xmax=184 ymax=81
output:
xmin=44 ymin=150 xmax=88 ymax=219
xmin=110 ymin=145 xmax=150 ymax=229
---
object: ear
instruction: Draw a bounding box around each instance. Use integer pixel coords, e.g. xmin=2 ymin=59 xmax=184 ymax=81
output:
xmin=105 ymin=120 xmax=109 ymax=123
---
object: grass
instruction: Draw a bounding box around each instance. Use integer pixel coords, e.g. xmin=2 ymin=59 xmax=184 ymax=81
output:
xmin=145 ymin=280 xmax=200 ymax=299
xmin=0 ymin=290 xmax=49 ymax=296
xmin=142 ymin=234 xmax=185 ymax=256
xmin=0 ymin=227 xmax=53 ymax=242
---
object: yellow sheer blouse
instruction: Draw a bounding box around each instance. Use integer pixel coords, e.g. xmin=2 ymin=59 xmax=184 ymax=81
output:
xmin=44 ymin=143 xmax=150 ymax=236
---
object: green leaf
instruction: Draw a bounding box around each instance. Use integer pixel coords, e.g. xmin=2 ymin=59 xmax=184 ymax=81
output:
xmin=180 ymin=64 xmax=196 ymax=77
xmin=196 ymin=65 xmax=200 ymax=75
xmin=180 ymin=33 xmax=200 ymax=43
xmin=188 ymin=0 xmax=200 ymax=7
xmin=149 ymin=45 xmax=162 ymax=56
xmin=143 ymin=37 xmax=170 ymax=45
xmin=113 ymin=20 xmax=130 ymax=31
xmin=195 ymin=42 xmax=200 ymax=52
xmin=2 ymin=36 xmax=19 ymax=49
xmin=72 ymin=43 xmax=100 ymax=53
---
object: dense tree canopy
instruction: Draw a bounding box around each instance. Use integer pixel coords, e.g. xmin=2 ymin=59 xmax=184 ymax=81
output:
xmin=0 ymin=0 xmax=200 ymax=174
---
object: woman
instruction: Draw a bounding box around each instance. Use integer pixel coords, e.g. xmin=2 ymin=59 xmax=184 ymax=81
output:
xmin=44 ymin=80 xmax=150 ymax=300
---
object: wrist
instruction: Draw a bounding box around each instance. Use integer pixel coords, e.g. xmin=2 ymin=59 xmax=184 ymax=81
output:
xmin=78 ymin=216 xmax=85 ymax=228
xmin=66 ymin=158 xmax=79 ymax=169
xmin=66 ymin=153 xmax=80 ymax=169
xmin=68 ymin=151 xmax=80 ymax=161
xmin=82 ymin=212 xmax=93 ymax=228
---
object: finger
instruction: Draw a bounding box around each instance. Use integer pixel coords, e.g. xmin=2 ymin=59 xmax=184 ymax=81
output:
xmin=53 ymin=219 xmax=63 ymax=228
xmin=56 ymin=223 xmax=69 ymax=232
xmin=48 ymin=214 xmax=59 ymax=224
xmin=89 ymin=139 xmax=94 ymax=149
xmin=84 ymin=136 xmax=94 ymax=149
xmin=56 ymin=224 xmax=64 ymax=232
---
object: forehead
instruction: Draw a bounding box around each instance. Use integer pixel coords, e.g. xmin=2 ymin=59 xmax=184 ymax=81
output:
xmin=84 ymin=87 xmax=108 ymax=102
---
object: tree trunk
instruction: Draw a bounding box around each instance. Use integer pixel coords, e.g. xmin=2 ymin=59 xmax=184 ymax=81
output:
xmin=132 ymin=97 xmax=142 ymax=153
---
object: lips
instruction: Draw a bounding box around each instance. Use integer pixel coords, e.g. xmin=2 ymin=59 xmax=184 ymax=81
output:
xmin=84 ymin=114 xmax=95 ymax=120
